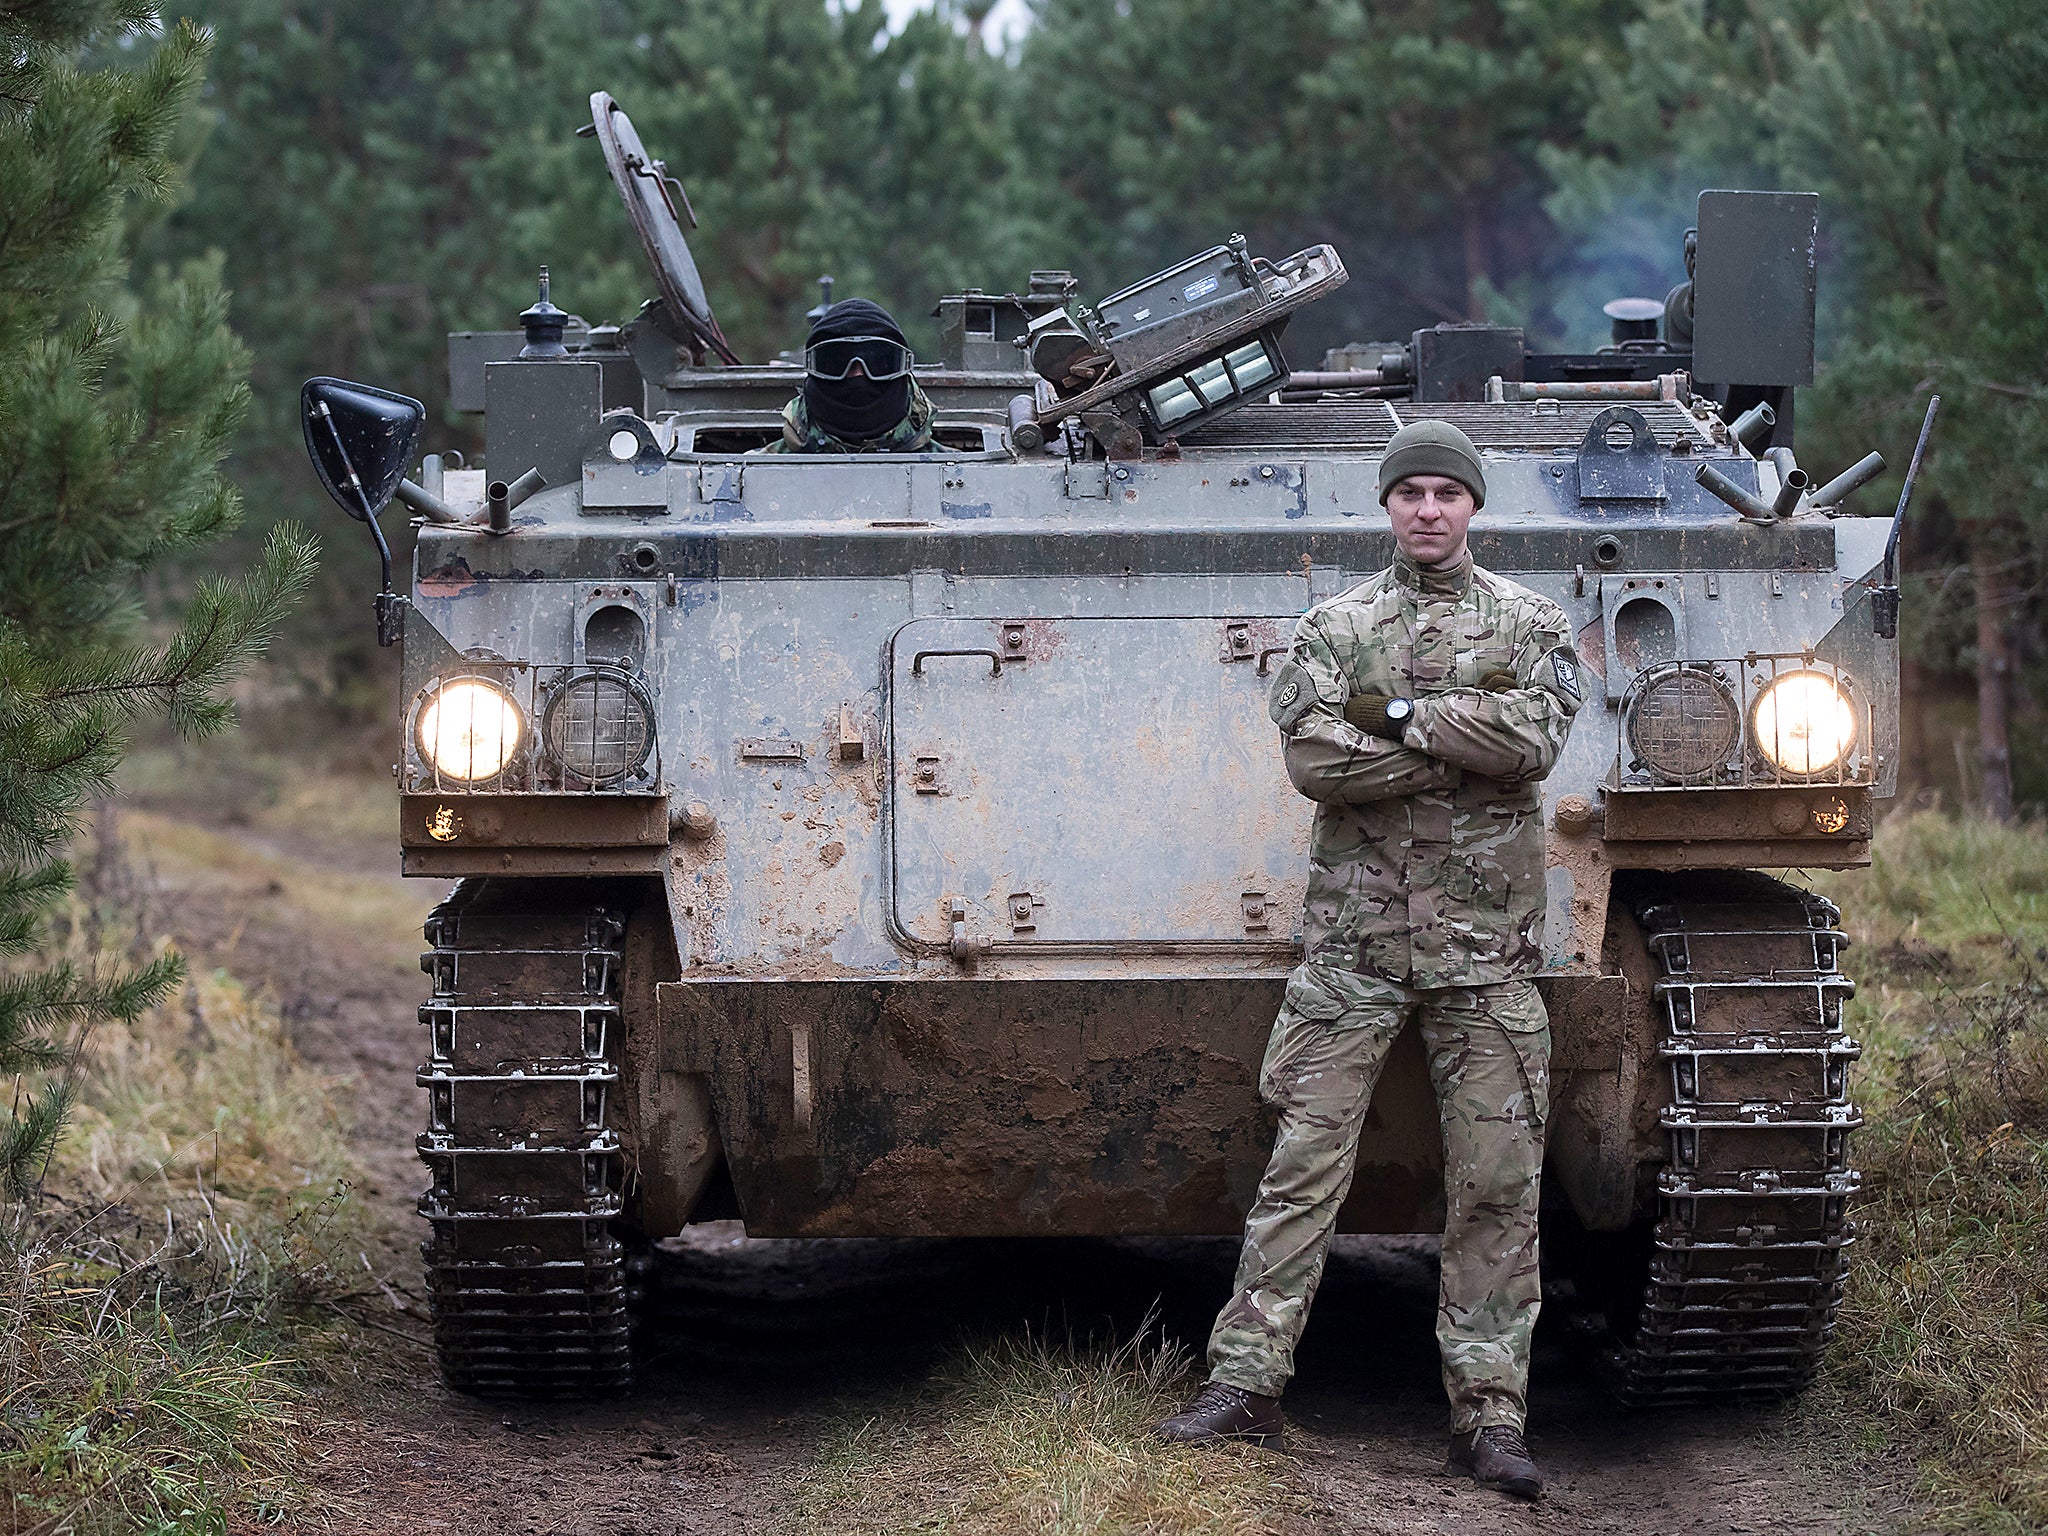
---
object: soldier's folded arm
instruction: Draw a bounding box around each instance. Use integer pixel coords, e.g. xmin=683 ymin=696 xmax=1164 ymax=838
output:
xmin=1268 ymin=616 xmax=1459 ymax=804
xmin=1404 ymin=616 xmax=1584 ymax=783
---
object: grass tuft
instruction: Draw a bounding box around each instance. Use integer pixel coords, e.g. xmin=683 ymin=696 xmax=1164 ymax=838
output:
xmin=1 ymin=822 xmax=366 ymax=1533
xmin=1813 ymin=811 xmax=2048 ymax=1530
xmin=789 ymin=1313 xmax=1315 ymax=1536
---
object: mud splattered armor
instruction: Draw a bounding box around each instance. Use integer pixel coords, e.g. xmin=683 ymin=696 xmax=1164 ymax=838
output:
xmin=766 ymin=379 xmax=935 ymax=453
xmin=1207 ymin=545 xmax=1582 ymax=1433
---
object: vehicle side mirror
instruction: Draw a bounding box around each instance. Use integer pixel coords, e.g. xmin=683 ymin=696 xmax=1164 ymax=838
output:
xmin=301 ymin=377 xmax=425 ymax=521
xmin=300 ymin=377 xmax=426 ymax=647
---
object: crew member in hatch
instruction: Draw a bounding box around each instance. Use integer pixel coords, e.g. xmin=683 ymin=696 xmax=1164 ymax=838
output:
xmin=769 ymin=298 xmax=934 ymax=453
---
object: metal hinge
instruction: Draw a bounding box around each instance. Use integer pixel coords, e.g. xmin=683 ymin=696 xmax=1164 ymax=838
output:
xmin=1242 ymin=890 xmax=1271 ymax=932
xmin=948 ymin=899 xmax=993 ymax=964
xmin=1007 ymin=891 xmax=1042 ymax=934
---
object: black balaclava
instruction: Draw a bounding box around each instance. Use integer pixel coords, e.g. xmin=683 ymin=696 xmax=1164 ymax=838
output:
xmin=803 ymin=298 xmax=912 ymax=444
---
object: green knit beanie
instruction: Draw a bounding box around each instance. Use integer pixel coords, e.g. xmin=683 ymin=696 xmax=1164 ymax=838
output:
xmin=1378 ymin=419 xmax=1487 ymax=508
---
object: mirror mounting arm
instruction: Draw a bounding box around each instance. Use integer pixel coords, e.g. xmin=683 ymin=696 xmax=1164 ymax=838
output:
xmin=1872 ymin=393 xmax=1940 ymax=641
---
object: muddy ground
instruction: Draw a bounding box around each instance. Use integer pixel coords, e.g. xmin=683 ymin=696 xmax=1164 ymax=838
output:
xmin=118 ymin=766 xmax=1918 ymax=1536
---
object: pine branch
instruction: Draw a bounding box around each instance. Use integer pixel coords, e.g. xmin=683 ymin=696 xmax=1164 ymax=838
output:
xmin=0 ymin=950 xmax=183 ymax=1051
xmin=0 ymin=858 xmax=72 ymax=955
xmin=0 ymin=1077 xmax=74 ymax=1199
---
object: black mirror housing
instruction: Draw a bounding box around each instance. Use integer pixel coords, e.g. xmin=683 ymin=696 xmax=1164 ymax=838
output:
xmin=301 ymin=377 xmax=425 ymax=521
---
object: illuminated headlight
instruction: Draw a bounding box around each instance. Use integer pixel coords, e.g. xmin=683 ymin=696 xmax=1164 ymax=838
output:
xmin=1751 ymin=670 xmax=1858 ymax=776
xmin=542 ymin=670 xmax=654 ymax=786
xmin=416 ymin=679 xmax=523 ymax=781
xmin=1626 ymin=664 xmax=1741 ymax=784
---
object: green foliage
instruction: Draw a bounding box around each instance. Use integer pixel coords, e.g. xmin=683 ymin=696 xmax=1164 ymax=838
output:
xmin=1 ymin=1237 xmax=307 ymax=1535
xmin=1017 ymin=0 xmax=1640 ymax=349
xmin=0 ymin=5 xmax=315 ymax=1198
xmin=791 ymin=1314 xmax=1310 ymax=1535
xmin=143 ymin=0 xmax=1038 ymax=704
xmin=1552 ymin=0 xmax=2048 ymax=648
xmin=1814 ymin=815 xmax=2048 ymax=1526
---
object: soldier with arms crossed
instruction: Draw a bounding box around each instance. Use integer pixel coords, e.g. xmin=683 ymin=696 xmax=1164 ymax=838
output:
xmin=1157 ymin=419 xmax=1583 ymax=1500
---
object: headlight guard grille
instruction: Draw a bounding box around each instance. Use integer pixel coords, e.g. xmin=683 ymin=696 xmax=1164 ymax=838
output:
xmin=1616 ymin=654 xmax=1871 ymax=791
xmin=406 ymin=664 xmax=661 ymax=794
xmin=540 ymin=668 xmax=656 ymax=788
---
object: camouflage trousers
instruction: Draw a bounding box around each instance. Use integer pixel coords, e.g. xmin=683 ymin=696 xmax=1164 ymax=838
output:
xmin=1207 ymin=963 xmax=1550 ymax=1432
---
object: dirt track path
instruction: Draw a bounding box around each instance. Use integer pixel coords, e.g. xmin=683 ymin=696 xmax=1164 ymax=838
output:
xmin=120 ymin=772 xmax=1913 ymax=1536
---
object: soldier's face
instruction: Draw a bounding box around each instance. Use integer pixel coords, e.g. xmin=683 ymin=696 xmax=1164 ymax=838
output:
xmin=1386 ymin=475 xmax=1475 ymax=566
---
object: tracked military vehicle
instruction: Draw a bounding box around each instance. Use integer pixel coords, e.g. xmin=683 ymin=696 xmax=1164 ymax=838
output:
xmin=301 ymin=92 xmax=1909 ymax=1401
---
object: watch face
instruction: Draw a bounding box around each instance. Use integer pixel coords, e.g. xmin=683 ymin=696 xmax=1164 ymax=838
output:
xmin=1386 ymin=697 xmax=1414 ymax=722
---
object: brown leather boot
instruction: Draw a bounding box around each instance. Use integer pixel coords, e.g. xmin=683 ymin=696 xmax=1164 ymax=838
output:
xmin=1155 ymin=1381 xmax=1286 ymax=1447
xmin=1445 ymin=1424 xmax=1543 ymax=1500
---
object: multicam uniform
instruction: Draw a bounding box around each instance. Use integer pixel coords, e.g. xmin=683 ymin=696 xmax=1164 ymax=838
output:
xmin=1207 ymin=546 xmax=1583 ymax=1433
xmin=765 ymin=380 xmax=936 ymax=453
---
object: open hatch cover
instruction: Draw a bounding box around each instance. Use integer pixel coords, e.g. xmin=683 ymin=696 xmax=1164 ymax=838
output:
xmin=588 ymin=90 xmax=739 ymax=365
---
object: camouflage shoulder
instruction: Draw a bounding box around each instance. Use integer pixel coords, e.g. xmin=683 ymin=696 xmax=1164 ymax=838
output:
xmin=1473 ymin=563 xmax=1569 ymax=636
xmin=754 ymin=396 xmax=804 ymax=453
xmin=1302 ymin=567 xmax=1396 ymax=627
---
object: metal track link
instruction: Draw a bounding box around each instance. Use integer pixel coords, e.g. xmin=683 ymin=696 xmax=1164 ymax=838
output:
xmin=417 ymin=880 xmax=639 ymax=1397
xmin=1608 ymin=874 xmax=1861 ymax=1404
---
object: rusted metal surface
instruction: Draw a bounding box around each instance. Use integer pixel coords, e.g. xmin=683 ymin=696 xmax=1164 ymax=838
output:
xmin=615 ymin=893 xmax=714 ymax=1237
xmin=401 ymin=792 xmax=668 ymax=849
xmin=1600 ymin=837 xmax=1870 ymax=871
xmin=404 ymin=845 xmax=666 ymax=877
xmin=656 ymin=976 xmax=1446 ymax=1237
xmin=650 ymin=973 xmax=1626 ymax=1238
xmin=1602 ymin=786 xmax=1871 ymax=844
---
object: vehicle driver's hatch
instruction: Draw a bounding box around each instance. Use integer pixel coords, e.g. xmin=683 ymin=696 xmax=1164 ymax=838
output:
xmin=587 ymin=91 xmax=739 ymax=365
xmin=887 ymin=616 xmax=1310 ymax=951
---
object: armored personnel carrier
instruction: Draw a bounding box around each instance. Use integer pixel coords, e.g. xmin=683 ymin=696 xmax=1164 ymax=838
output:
xmin=301 ymin=92 xmax=1903 ymax=1401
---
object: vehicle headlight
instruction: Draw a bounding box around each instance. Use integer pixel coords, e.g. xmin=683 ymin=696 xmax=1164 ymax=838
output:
xmin=542 ymin=670 xmax=654 ymax=786
xmin=1751 ymin=670 xmax=1858 ymax=776
xmin=1626 ymin=664 xmax=1741 ymax=784
xmin=416 ymin=678 xmax=523 ymax=781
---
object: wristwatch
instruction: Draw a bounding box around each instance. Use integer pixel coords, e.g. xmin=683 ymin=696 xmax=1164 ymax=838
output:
xmin=1384 ymin=696 xmax=1415 ymax=731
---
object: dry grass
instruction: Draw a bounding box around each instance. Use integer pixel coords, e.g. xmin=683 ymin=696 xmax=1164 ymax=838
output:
xmin=1 ymin=830 xmax=369 ymax=1533
xmin=1810 ymin=811 xmax=2048 ymax=1531
xmin=788 ymin=1318 xmax=1316 ymax=1536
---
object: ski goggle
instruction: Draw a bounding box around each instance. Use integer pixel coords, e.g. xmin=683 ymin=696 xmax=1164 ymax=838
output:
xmin=804 ymin=335 xmax=915 ymax=381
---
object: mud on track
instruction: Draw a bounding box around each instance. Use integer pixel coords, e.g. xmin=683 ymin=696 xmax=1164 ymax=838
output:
xmin=120 ymin=773 xmax=1911 ymax=1536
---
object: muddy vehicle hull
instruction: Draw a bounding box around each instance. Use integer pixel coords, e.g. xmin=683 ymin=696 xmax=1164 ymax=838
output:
xmin=401 ymin=400 xmax=1888 ymax=1252
xmin=299 ymin=107 xmax=1885 ymax=1397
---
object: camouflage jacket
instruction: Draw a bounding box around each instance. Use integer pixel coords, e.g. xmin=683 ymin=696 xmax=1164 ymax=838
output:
xmin=1267 ymin=549 xmax=1583 ymax=988
xmin=765 ymin=380 xmax=936 ymax=453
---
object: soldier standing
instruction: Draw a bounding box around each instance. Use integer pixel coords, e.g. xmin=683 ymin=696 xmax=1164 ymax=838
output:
xmin=1156 ymin=419 xmax=1583 ymax=1500
xmin=768 ymin=297 xmax=935 ymax=453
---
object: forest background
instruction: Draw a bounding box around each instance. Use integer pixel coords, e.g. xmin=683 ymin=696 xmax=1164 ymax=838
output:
xmin=6 ymin=3 xmax=2048 ymax=1530
xmin=141 ymin=0 xmax=2048 ymax=814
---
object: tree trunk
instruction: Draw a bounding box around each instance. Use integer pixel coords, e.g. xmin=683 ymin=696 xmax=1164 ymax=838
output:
xmin=1972 ymin=534 xmax=2016 ymax=822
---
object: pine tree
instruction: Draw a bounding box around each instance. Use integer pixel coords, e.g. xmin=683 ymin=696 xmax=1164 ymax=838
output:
xmin=0 ymin=3 xmax=317 ymax=1196
xmin=1550 ymin=0 xmax=2048 ymax=814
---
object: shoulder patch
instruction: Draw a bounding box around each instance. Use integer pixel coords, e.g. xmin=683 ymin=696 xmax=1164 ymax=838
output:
xmin=1550 ymin=649 xmax=1582 ymax=701
xmin=1268 ymin=659 xmax=1319 ymax=734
